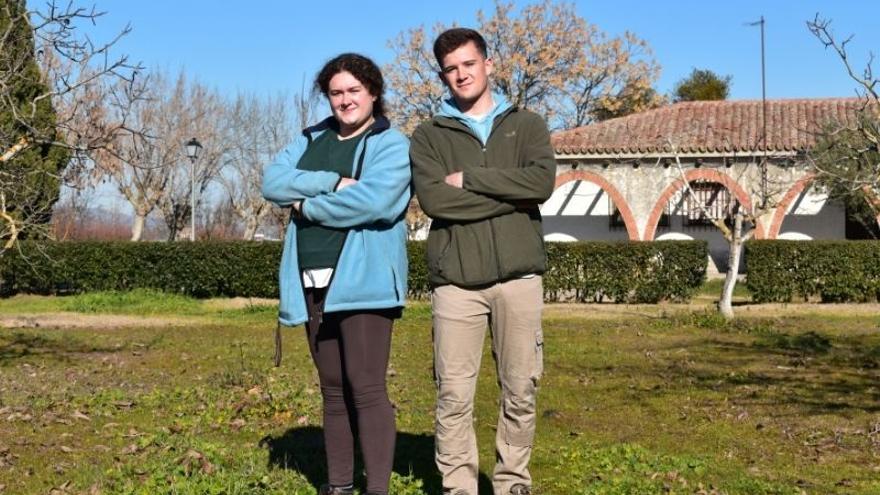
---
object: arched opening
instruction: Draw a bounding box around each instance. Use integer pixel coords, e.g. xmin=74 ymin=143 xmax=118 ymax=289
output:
xmin=644 ymin=169 xmax=764 ymax=273
xmin=543 ymin=170 xmax=639 ymax=241
xmin=771 ymin=175 xmax=877 ymax=239
xmin=644 ymin=169 xmax=763 ymax=240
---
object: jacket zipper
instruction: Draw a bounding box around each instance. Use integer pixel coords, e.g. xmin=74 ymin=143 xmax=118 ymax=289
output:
xmin=478 ymin=141 xmax=504 ymax=281
xmin=320 ymin=127 xmax=376 ymax=311
xmin=442 ymin=110 xmax=514 ymax=282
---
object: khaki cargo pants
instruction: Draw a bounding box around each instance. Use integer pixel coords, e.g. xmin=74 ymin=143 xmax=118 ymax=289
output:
xmin=432 ymin=276 xmax=544 ymax=495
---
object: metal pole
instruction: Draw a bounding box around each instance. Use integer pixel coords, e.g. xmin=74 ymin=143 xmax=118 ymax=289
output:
xmin=190 ymin=158 xmax=196 ymax=242
xmin=760 ymin=16 xmax=769 ymax=208
xmin=748 ymin=16 xmax=769 ymax=208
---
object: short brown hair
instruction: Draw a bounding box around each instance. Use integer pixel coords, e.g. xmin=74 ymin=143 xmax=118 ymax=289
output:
xmin=433 ymin=28 xmax=488 ymax=67
xmin=315 ymin=53 xmax=386 ymax=117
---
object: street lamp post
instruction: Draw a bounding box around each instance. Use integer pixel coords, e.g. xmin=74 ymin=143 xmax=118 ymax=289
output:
xmin=185 ymin=138 xmax=203 ymax=242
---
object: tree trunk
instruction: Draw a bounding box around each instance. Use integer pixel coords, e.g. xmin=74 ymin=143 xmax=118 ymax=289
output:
xmin=131 ymin=213 xmax=146 ymax=241
xmin=164 ymin=202 xmax=188 ymax=241
xmin=242 ymin=218 xmax=259 ymax=240
xmin=719 ymin=212 xmax=744 ymax=320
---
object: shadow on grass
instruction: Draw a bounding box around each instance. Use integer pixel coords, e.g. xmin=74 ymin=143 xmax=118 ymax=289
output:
xmin=0 ymin=331 xmax=117 ymax=364
xmin=615 ymin=327 xmax=880 ymax=415
xmin=261 ymin=426 xmax=492 ymax=494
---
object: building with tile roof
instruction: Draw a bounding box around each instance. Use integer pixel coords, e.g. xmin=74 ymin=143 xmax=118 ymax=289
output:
xmin=542 ymin=97 xmax=878 ymax=273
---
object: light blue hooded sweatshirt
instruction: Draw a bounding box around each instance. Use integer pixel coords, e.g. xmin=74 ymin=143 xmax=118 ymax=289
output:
xmin=262 ymin=116 xmax=411 ymax=326
xmin=436 ymin=92 xmax=512 ymax=145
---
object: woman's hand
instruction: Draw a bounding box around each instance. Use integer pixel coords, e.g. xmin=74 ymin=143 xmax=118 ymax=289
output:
xmin=336 ymin=178 xmax=358 ymax=191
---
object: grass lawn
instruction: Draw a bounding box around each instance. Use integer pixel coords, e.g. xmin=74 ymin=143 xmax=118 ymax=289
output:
xmin=0 ymin=290 xmax=879 ymax=494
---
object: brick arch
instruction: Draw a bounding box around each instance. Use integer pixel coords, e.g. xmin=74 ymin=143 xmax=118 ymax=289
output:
xmin=554 ymin=170 xmax=639 ymax=240
xmin=770 ymin=177 xmax=880 ymax=238
xmin=643 ymin=168 xmax=766 ymax=241
xmin=768 ymin=174 xmax=815 ymax=239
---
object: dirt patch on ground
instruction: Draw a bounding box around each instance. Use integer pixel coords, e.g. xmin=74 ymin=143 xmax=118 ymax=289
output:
xmin=3 ymin=301 xmax=875 ymax=328
xmin=544 ymin=302 xmax=880 ymax=319
xmin=0 ymin=312 xmax=189 ymax=329
xmin=201 ymin=297 xmax=276 ymax=310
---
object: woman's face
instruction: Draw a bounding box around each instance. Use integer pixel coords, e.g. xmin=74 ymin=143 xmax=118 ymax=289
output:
xmin=328 ymin=70 xmax=376 ymax=137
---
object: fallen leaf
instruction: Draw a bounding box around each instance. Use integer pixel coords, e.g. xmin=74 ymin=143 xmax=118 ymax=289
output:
xmin=71 ymin=411 xmax=91 ymax=422
xmin=59 ymin=446 xmax=74 ymax=453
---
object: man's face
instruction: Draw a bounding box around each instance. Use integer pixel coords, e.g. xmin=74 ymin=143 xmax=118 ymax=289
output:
xmin=438 ymin=41 xmax=493 ymax=106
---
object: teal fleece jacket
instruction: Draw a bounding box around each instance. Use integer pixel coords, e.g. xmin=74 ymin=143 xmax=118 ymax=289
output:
xmin=262 ymin=116 xmax=411 ymax=326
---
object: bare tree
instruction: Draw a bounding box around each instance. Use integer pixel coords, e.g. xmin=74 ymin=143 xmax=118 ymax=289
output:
xmin=156 ymin=72 xmax=227 ymax=241
xmin=1 ymin=1 xmax=144 ymax=254
xmin=383 ymin=0 xmax=662 ymax=133
xmin=384 ymin=24 xmax=448 ymax=135
xmin=220 ymin=92 xmax=293 ymax=239
xmin=807 ymin=16 xmax=880 ymax=229
xmin=665 ymin=141 xmax=785 ymax=319
xmin=95 ymin=70 xmax=226 ymax=241
xmin=96 ymin=74 xmax=169 ymax=241
xmin=51 ymin=182 xmax=94 ymax=240
xmin=293 ymin=79 xmax=323 ymax=129
xmin=202 ymin=196 xmax=240 ymax=240
xmin=559 ymin=30 xmax=664 ymax=125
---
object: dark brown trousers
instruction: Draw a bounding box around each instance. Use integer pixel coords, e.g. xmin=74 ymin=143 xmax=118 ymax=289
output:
xmin=305 ymin=287 xmax=397 ymax=495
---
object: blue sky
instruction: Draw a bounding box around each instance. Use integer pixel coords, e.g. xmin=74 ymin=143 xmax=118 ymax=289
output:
xmin=44 ymin=0 xmax=879 ymax=103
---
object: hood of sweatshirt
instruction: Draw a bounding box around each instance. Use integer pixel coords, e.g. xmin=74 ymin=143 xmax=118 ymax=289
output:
xmin=437 ymin=92 xmax=512 ymax=144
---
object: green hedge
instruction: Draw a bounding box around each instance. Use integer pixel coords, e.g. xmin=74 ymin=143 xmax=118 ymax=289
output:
xmin=544 ymin=241 xmax=707 ymax=303
xmin=0 ymin=241 xmax=281 ymax=298
xmin=746 ymin=240 xmax=880 ymax=303
xmin=1 ymin=240 xmax=708 ymax=303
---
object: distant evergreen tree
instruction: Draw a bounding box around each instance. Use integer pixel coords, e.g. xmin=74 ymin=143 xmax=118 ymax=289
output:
xmin=673 ymin=68 xmax=732 ymax=102
xmin=1 ymin=0 xmax=68 ymax=240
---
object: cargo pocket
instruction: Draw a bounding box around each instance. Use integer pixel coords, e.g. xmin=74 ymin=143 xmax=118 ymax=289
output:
xmin=532 ymin=327 xmax=544 ymax=382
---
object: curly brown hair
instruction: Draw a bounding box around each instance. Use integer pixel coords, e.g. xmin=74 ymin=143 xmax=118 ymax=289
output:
xmin=315 ymin=53 xmax=385 ymax=117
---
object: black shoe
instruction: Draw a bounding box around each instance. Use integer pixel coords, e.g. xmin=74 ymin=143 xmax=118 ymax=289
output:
xmin=510 ymin=484 xmax=531 ymax=495
xmin=319 ymin=484 xmax=354 ymax=495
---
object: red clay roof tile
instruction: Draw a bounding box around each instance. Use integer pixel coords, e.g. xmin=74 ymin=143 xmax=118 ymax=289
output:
xmin=552 ymin=97 xmax=868 ymax=156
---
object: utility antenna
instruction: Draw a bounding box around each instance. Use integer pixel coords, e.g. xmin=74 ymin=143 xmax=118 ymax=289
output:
xmin=747 ymin=16 xmax=769 ymax=208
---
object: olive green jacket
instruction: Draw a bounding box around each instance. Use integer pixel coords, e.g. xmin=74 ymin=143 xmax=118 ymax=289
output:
xmin=410 ymin=107 xmax=556 ymax=287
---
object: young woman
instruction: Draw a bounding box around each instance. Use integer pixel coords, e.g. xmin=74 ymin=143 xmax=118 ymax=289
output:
xmin=262 ymin=53 xmax=410 ymax=495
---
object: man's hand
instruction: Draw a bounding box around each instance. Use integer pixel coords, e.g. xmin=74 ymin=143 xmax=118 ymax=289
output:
xmin=444 ymin=171 xmax=463 ymax=189
xmin=336 ymin=177 xmax=358 ymax=191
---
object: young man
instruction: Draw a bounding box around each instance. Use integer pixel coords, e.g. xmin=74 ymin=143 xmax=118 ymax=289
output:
xmin=409 ymin=28 xmax=556 ymax=495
